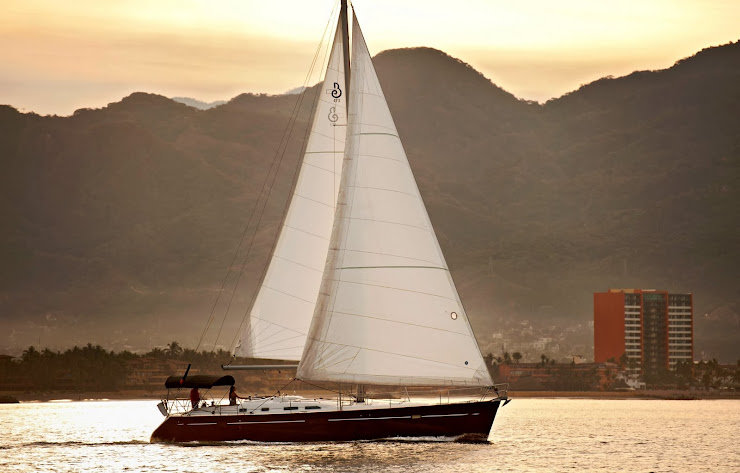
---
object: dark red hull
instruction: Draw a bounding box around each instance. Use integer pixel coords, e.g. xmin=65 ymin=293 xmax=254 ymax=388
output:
xmin=151 ymin=400 xmax=501 ymax=443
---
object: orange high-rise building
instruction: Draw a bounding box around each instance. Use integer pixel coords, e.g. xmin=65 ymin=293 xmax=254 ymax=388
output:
xmin=594 ymin=289 xmax=693 ymax=375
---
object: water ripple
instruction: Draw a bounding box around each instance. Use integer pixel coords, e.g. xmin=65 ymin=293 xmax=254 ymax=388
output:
xmin=1 ymin=399 xmax=738 ymax=473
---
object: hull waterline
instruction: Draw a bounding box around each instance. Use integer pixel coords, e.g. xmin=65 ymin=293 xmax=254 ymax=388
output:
xmin=151 ymin=400 xmax=501 ymax=443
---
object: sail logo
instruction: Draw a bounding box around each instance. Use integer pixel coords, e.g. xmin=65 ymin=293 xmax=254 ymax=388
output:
xmin=328 ymin=106 xmax=339 ymax=123
xmin=327 ymin=82 xmax=342 ymax=102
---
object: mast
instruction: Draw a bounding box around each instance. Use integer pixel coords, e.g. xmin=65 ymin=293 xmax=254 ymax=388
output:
xmin=341 ymin=0 xmax=363 ymax=403
xmin=341 ymin=0 xmax=350 ymax=105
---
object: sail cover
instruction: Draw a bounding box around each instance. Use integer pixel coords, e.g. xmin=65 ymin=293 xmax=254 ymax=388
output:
xmin=297 ymin=16 xmax=492 ymax=387
xmin=235 ymin=18 xmax=347 ymax=361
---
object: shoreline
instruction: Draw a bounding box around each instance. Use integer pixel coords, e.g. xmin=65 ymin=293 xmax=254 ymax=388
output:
xmin=3 ymin=389 xmax=738 ymax=403
xmin=508 ymin=390 xmax=740 ymax=400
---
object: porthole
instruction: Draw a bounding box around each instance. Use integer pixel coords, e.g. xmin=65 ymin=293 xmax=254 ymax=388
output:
xmin=451 ymin=312 xmax=458 ymax=320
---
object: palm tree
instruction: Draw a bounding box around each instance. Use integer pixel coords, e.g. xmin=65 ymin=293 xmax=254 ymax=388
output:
xmin=618 ymin=352 xmax=628 ymax=369
xmin=166 ymin=341 xmax=183 ymax=358
xmin=148 ymin=347 xmax=166 ymax=358
xmin=22 ymin=346 xmax=40 ymax=362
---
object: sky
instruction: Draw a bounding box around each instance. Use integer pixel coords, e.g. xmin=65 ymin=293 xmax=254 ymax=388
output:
xmin=1 ymin=0 xmax=738 ymax=116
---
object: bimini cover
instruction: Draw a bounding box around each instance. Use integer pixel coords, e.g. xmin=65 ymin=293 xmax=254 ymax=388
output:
xmin=164 ymin=375 xmax=235 ymax=389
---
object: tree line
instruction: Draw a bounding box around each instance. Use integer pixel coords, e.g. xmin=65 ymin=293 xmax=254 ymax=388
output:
xmin=0 ymin=342 xmax=232 ymax=392
xmin=2 ymin=344 xmax=737 ymax=393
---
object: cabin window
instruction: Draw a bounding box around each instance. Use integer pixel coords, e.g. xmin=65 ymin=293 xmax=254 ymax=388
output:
xmin=450 ymin=312 xmax=458 ymax=320
xmin=261 ymin=408 xmax=270 ymax=411
xmin=304 ymin=406 xmax=321 ymax=410
xmin=284 ymin=406 xmax=299 ymax=410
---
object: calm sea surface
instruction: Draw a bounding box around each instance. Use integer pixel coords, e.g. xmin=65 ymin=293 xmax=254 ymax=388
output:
xmin=1 ymin=398 xmax=738 ymax=472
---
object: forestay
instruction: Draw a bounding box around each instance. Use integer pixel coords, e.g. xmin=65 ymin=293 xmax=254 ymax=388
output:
xmin=235 ymin=17 xmax=348 ymax=361
xmin=297 ymin=16 xmax=492 ymax=387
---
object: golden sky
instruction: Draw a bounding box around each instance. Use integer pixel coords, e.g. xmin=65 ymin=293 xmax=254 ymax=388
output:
xmin=1 ymin=0 xmax=738 ymax=115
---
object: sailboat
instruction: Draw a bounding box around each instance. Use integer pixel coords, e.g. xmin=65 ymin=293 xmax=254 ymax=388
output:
xmin=151 ymin=0 xmax=509 ymax=443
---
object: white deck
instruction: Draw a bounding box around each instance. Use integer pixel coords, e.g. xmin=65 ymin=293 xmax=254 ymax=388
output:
xmin=163 ymin=395 xmax=456 ymax=418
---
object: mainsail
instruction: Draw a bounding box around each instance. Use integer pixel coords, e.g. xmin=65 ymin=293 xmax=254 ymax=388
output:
xmin=234 ymin=17 xmax=347 ymax=361
xmin=296 ymin=16 xmax=492 ymax=387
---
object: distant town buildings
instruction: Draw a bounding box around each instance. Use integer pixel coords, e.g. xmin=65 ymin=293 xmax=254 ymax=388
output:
xmin=498 ymin=361 xmax=619 ymax=391
xmin=594 ymin=289 xmax=693 ymax=376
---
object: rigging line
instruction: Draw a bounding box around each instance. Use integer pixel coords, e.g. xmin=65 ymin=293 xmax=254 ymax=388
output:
xmin=248 ymin=378 xmax=297 ymax=414
xmin=326 ymin=278 xmax=457 ymax=303
xmin=196 ymin=4 xmax=338 ymax=353
xmin=301 ymin=160 xmax=340 ymax=174
xmin=228 ymin=3 xmax=341 ymax=354
xmin=219 ymin=66 xmax=325 ymax=353
xmin=339 ymin=350 xmax=358 ymax=375
xmin=295 ymin=379 xmax=345 ymax=396
xmin=317 ymin=349 xmax=360 ymax=372
xmin=282 ymin=222 xmax=329 ymax=242
xmin=357 ymin=132 xmax=399 ymax=138
xmin=271 ymin=254 xmax=324 ymax=273
xmin=349 ymin=184 xmax=420 ymax=200
xmin=306 ymin=339 xmax=480 ymax=371
xmin=347 ymin=215 xmax=430 ymax=232
xmin=214 ymin=1 xmax=339 ymax=354
xmin=248 ymin=314 xmax=309 ymax=335
xmin=234 ymin=5 xmax=344 ymax=357
xmin=342 ymin=247 xmax=441 ymax=267
xmin=250 ymin=333 xmax=304 ymax=350
xmin=209 ymin=88 xmax=312 ymax=351
xmin=261 ymin=284 xmax=314 ymax=304
xmin=328 ymin=309 xmax=472 ymax=337
xmin=338 ymin=264 xmax=447 ymax=270
xmin=247 ymin=325 xmax=290 ymax=347
xmin=251 ymin=344 xmax=305 ymax=355
xmin=247 ymin=321 xmax=284 ymax=347
xmin=347 ymin=90 xmax=388 ymax=100
xmin=310 ymin=129 xmax=347 ymax=141
xmin=355 ymin=153 xmax=406 ymax=167
xmin=293 ymin=192 xmax=335 ymax=209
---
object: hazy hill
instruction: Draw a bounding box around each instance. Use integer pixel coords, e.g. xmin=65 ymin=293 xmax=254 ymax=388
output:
xmin=373 ymin=44 xmax=739 ymax=360
xmin=0 ymin=42 xmax=738 ymax=361
xmin=171 ymin=97 xmax=228 ymax=110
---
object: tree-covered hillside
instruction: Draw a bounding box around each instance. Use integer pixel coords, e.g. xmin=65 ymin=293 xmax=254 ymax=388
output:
xmin=1 ymin=41 xmax=738 ymax=361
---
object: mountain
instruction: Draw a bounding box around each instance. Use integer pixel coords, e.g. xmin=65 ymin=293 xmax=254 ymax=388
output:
xmin=171 ymin=97 xmax=228 ymax=110
xmin=373 ymin=45 xmax=740 ymax=360
xmin=0 ymin=42 xmax=738 ymax=361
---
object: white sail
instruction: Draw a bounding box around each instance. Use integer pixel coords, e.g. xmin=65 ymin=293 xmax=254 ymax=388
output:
xmin=235 ymin=18 xmax=347 ymax=361
xmin=297 ymin=16 xmax=492 ymax=387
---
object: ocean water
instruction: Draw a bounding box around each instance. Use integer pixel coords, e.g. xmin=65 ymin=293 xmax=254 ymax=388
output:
xmin=1 ymin=398 xmax=738 ymax=472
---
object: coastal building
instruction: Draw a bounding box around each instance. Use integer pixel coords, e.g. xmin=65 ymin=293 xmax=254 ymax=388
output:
xmin=594 ymin=289 xmax=693 ymax=376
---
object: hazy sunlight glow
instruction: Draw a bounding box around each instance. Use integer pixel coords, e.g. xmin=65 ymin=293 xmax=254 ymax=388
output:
xmin=1 ymin=0 xmax=738 ymax=114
